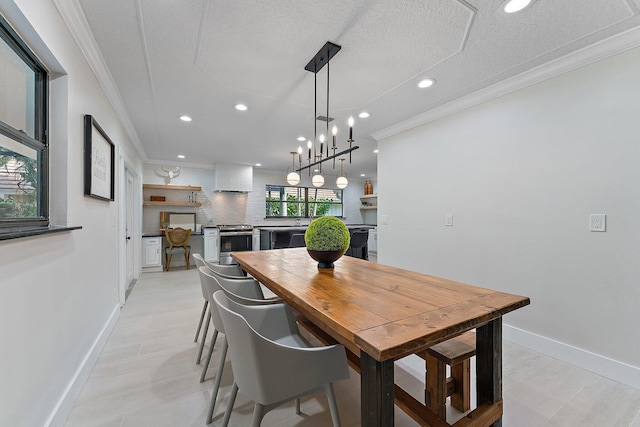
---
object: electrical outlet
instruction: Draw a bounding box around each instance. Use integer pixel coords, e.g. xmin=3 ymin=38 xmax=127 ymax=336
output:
xmin=445 ymin=214 xmax=453 ymax=226
xmin=590 ymin=214 xmax=606 ymax=232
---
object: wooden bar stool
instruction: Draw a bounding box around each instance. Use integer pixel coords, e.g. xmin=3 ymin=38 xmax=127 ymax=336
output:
xmin=423 ymin=331 xmax=476 ymax=420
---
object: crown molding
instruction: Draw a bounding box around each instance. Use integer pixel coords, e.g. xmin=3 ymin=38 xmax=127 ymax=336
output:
xmin=53 ymin=0 xmax=149 ymax=162
xmin=372 ymin=25 xmax=640 ymax=141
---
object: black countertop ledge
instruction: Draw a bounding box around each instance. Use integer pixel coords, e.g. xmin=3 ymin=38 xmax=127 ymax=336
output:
xmin=0 ymin=225 xmax=82 ymax=241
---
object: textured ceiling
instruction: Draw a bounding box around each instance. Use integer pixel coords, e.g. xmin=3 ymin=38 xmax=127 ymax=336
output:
xmin=73 ymin=0 xmax=640 ymax=179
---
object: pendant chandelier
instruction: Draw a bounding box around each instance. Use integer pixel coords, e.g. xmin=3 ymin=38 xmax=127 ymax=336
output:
xmin=285 ymin=41 xmax=359 ymax=188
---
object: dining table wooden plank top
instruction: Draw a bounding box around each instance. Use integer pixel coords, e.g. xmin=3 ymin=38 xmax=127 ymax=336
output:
xmin=233 ymin=248 xmax=529 ymax=361
xmin=233 ymin=248 xmax=530 ymax=427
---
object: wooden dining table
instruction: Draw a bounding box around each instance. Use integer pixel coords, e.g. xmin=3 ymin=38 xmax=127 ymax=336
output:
xmin=232 ymin=248 xmax=530 ymax=427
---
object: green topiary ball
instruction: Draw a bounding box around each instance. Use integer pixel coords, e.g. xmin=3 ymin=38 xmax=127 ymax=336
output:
xmin=305 ymin=216 xmax=350 ymax=253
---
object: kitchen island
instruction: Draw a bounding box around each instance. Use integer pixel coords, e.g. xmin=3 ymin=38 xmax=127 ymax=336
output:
xmin=257 ymin=224 xmax=374 ymax=250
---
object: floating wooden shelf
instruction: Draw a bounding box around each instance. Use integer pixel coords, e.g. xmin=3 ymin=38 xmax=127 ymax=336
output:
xmin=359 ymin=206 xmax=377 ymax=210
xmin=143 ymin=184 xmax=202 ymax=191
xmin=143 ymin=201 xmax=201 ymax=207
xmin=360 ymin=194 xmax=378 ymax=199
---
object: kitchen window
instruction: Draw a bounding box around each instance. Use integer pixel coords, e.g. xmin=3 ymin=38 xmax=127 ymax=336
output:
xmin=265 ymin=185 xmax=343 ymax=218
xmin=0 ymin=15 xmax=48 ymax=229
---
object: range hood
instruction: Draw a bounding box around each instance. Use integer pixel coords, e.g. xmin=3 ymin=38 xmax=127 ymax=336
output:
xmin=213 ymin=163 xmax=253 ymax=192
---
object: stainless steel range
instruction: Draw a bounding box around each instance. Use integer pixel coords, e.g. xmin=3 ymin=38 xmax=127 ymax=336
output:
xmin=217 ymin=224 xmax=254 ymax=265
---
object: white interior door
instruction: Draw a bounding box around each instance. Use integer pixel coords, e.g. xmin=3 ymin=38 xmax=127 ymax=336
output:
xmin=125 ymin=169 xmax=135 ymax=287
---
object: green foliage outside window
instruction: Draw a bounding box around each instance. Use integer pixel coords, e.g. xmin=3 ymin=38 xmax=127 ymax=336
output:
xmin=0 ymin=152 xmax=38 ymax=218
xmin=265 ymin=185 xmax=343 ymax=218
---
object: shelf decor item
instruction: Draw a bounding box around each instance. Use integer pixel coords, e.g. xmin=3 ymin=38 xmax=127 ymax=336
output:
xmin=364 ymin=179 xmax=373 ymax=195
xmin=304 ymin=216 xmax=350 ymax=269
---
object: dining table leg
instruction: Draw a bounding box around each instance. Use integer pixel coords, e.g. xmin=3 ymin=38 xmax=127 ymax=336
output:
xmin=361 ymin=351 xmax=395 ymax=426
xmin=476 ymin=317 xmax=503 ymax=427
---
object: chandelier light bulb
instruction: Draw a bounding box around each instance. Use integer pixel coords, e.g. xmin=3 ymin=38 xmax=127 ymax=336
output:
xmin=336 ymin=158 xmax=348 ymax=189
xmin=312 ymin=173 xmax=324 ymax=187
xmin=286 ymin=151 xmax=301 ymax=185
xmin=287 ymin=171 xmax=301 ymax=186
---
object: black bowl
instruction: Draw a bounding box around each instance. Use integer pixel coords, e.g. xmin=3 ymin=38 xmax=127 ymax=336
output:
xmin=306 ymin=249 xmax=344 ymax=269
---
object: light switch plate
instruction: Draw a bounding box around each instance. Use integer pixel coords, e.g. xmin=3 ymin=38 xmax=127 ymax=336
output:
xmin=445 ymin=214 xmax=453 ymax=226
xmin=380 ymin=215 xmax=389 ymax=225
xmin=590 ymin=214 xmax=606 ymax=232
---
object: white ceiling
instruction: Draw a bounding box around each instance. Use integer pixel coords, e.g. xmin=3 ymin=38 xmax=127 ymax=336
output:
xmin=70 ymin=0 xmax=640 ymax=179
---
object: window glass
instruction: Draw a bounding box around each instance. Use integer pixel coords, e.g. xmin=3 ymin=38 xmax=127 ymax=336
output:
xmin=0 ymin=35 xmax=35 ymax=138
xmin=308 ymin=187 xmax=343 ymax=217
xmin=265 ymin=185 xmax=343 ymax=218
xmin=0 ymin=133 xmax=39 ymax=219
xmin=0 ymin=16 xmax=48 ymax=228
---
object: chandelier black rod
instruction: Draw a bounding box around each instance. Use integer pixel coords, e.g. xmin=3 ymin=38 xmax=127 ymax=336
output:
xmin=296 ymin=145 xmax=359 ymax=172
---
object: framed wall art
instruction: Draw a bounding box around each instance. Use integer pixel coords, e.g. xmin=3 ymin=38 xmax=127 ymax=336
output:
xmin=84 ymin=114 xmax=115 ymax=201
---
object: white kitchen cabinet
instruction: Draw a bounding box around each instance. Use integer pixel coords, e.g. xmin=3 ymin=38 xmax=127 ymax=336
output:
xmin=204 ymin=228 xmax=219 ymax=263
xmin=252 ymin=228 xmax=260 ymax=251
xmin=142 ymin=237 xmax=162 ymax=270
xmin=368 ymin=227 xmax=377 ymax=253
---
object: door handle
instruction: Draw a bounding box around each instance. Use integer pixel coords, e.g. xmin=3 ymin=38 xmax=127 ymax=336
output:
xmin=126 ymin=236 xmax=131 ymax=240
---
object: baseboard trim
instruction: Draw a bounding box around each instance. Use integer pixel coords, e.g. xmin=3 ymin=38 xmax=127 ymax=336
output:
xmin=44 ymin=304 xmax=121 ymax=427
xmin=504 ymin=324 xmax=640 ymax=391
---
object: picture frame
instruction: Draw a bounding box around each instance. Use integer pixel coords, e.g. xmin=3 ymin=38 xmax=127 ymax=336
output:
xmin=84 ymin=114 xmax=115 ymax=201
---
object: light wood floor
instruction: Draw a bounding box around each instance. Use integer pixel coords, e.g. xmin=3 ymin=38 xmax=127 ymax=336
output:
xmin=64 ymin=267 xmax=640 ymax=427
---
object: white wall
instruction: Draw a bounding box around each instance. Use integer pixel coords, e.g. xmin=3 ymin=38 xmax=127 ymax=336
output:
xmin=0 ymin=1 xmax=143 ymax=426
xmin=142 ymin=164 xmax=370 ymax=233
xmin=379 ymin=46 xmax=640 ymax=387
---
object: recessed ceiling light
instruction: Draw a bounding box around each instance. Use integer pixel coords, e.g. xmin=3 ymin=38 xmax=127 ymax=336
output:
xmin=359 ymin=112 xmax=370 ymax=118
xmin=418 ymin=78 xmax=436 ymax=89
xmin=502 ymin=0 xmax=532 ymax=13
xmin=235 ymin=104 xmax=248 ymax=111
xmin=360 ymin=174 xmax=366 ymax=177
xmin=179 ymin=115 xmax=192 ymax=122
xmin=255 ymin=163 xmax=261 ymax=167
xmin=373 ymin=149 xmax=379 ymax=154
xmin=177 ymin=155 xmax=185 ymax=159
xmin=297 ymin=136 xmax=306 ymax=141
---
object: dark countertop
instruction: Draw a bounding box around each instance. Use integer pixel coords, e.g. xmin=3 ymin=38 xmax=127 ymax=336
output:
xmin=257 ymin=224 xmax=375 ymax=232
xmin=142 ymin=231 xmax=204 ymax=237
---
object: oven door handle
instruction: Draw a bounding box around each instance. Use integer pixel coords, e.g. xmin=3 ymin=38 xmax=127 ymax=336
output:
xmin=219 ymin=231 xmax=253 ymax=236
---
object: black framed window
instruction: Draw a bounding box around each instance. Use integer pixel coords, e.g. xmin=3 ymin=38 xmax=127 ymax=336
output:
xmin=265 ymin=185 xmax=343 ymax=218
xmin=0 ymin=15 xmax=48 ymax=228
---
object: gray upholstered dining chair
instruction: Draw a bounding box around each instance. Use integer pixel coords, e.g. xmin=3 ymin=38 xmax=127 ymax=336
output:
xmin=345 ymin=230 xmax=369 ymax=260
xmin=213 ymin=290 xmax=349 ymax=427
xmin=193 ymin=252 xmax=245 ymax=277
xmin=193 ymin=253 xmax=245 ymax=351
xmin=198 ymin=266 xmax=273 ymax=424
xmin=206 ymin=259 xmax=278 ymax=301
xmin=192 ymin=254 xmax=210 ymax=348
xmin=287 ymin=233 xmax=306 ymax=248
